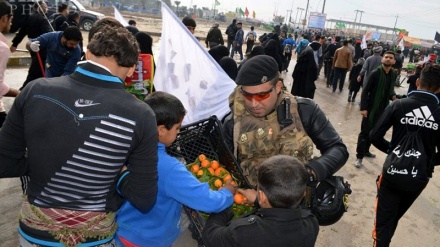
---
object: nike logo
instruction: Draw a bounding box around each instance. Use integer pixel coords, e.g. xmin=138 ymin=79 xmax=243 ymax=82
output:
xmin=74 ymin=99 xmax=101 ymax=107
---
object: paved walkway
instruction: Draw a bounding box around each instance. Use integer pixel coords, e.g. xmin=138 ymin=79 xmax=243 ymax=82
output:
xmin=2 ymin=16 xmax=439 ymax=246
xmin=3 ymin=55 xmax=439 ymax=246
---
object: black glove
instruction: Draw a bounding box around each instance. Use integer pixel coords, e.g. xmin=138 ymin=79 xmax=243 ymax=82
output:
xmin=305 ymin=166 xmax=318 ymax=187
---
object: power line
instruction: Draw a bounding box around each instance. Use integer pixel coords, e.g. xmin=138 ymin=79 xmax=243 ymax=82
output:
xmin=397 ymin=19 xmax=439 ymax=28
xmin=389 ymin=8 xmax=440 ymax=17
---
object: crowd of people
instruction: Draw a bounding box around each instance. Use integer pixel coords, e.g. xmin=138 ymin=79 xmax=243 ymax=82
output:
xmin=1 ymin=0 xmax=440 ymax=246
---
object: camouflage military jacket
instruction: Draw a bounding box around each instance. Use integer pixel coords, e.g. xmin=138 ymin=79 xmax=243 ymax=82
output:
xmin=227 ymin=87 xmax=314 ymax=186
xmin=223 ymin=88 xmax=349 ymax=185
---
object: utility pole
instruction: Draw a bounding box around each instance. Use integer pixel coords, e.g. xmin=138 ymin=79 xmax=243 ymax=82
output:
xmin=303 ymin=0 xmax=310 ymax=31
xmin=358 ymin=10 xmax=364 ymax=31
xmin=289 ymin=0 xmax=294 ymax=28
xmin=286 ymin=10 xmax=293 ymax=27
xmin=295 ymin=7 xmax=303 ymax=27
xmin=353 ymin=9 xmax=360 ymax=30
xmin=274 ymin=1 xmax=279 ymax=18
xmin=299 ymin=8 xmax=305 ymax=28
xmin=213 ymin=0 xmax=216 ymax=17
xmin=393 ymin=14 xmax=399 ymax=34
xmin=322 ymin=0 xmax=326 ymax=14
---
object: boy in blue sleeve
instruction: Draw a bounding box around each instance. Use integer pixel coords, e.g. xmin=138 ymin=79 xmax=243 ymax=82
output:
xmin=116 ymin=91 xmax=236 ymax=247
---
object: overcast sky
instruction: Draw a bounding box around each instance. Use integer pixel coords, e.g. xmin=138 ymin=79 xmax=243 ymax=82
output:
xmin=178 ymin=0 xmax=439 ymax=40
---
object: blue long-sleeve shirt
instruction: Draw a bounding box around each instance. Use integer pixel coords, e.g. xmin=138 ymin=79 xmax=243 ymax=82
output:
xmin=282 ymin=37 xmax=297 ymax=48
xmin=116 ymin=142 xmax=234 ymax=247
xmin=32 ymin=31 xmax=81 ymax=77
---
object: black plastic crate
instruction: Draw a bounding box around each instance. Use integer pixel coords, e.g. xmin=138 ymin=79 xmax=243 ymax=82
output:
xmin=166 ymin=116 xmax=251 ymax=245
xmin=166 ymin=116 xmax=250 ymax=187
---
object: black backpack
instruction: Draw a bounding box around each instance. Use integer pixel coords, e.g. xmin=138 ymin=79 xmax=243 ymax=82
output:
xmin=382 ymin=102 xmax=438 ymax=190
xmin=48 ymin=13 xmax=60 ymax=29
xmin=226 ymin=25 xmax=235 ymax=39
xmin=50 ymin=14 xmax=69 ymax=31
xmin=283 ymin=44 xmax=291 ymax=54
xmin=393 ymin=55 xmax=403 ymax=69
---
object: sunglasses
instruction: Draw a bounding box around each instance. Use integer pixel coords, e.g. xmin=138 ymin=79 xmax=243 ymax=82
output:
xmin=240 ymin=86 xmax=275 ymax=101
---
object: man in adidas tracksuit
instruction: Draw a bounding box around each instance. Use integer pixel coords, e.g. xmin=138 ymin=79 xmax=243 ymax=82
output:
xmin=369 ymin=64 xmax=440 ymax=247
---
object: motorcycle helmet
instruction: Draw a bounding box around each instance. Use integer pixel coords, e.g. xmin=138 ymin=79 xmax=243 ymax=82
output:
xmin=312 ymin=176 xmax=352 ymax=226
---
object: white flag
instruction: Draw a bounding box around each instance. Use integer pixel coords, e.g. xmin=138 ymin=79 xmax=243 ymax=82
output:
xmin=113 ymin=5 xmax=129 ymax=27
xmin=360 ymin=34 xmax=367 ymax=50
xmin=398 ymin=38 xmax=404 ymax=51
xmin=155 ymin=2 xmax=236 ymax=125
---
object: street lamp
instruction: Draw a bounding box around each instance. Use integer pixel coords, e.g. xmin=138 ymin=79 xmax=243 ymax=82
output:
xmin=174 ymin=1 xmax=180 ymax=16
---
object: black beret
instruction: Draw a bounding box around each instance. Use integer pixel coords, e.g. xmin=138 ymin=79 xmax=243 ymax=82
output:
xmin=235 ymin=55 xmax=278 ymax=86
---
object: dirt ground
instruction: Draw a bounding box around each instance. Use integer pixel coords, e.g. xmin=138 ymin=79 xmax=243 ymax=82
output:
xmin=1 ymin=12 xmax=439 ymax=247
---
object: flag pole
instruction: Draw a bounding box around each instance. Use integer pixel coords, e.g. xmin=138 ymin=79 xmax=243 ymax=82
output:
xmin=33 ymin=0 xmax=55 ymax=31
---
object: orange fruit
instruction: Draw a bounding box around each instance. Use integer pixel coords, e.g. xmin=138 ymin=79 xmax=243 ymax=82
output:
xmin=190 ymin=164 xmax=200 ymax=173
xmin=214 ymin=179 xmax=223 ymax=188
xmin=207 ymin=167 xmax=215 ymax=175
xmin=210 ymin=160 xmax=220 ymax=170
xmin=201 ymin=159 xmax=210 ymax=168
xmin=223 ymin=174 xmax=232 ymax=182
xmin=230 ymin=180 xmax=237 ymax=186
xmin=214 ymin=167 xmax=228 ymax=177
xmin=198 ymin=154 xmax=207 ymax=161
xmin=234 ymin=193 xmax=246 ymax=204
xmin=196 ymin=170 xmax=204 ymax=177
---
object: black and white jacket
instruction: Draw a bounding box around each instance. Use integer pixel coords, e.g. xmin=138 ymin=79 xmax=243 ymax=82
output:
xmin=0 ymin=61 xmax=158 ymax=212
xmin=370 ymin=90 xmax=440 ymax=177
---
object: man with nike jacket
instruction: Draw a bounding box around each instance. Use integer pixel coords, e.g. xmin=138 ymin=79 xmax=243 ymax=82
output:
xmin=369 ymin=63 xmax=440 ymax=247
xmin=0 ymin=25 xmax=158 ymax=246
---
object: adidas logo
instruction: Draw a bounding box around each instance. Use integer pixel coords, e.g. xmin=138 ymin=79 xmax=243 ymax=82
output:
xmin=400 ymin=106 xmax=438 ymax=130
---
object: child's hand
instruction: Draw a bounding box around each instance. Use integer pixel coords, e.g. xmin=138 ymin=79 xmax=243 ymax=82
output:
xmin=222 ymin=178 xmax=237 ymax=195
xmin=120 ymin=165 xmax=128 ymax=174
xmin=237 ymin=188 xmax=257 ymax=205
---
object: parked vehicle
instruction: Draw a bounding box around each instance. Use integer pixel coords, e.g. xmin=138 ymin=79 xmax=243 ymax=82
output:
xmin=213 ymin=13 xmax=226 ymax=22
xmin=47 ymin=0 xmax=105 ymax=31
xmin=10 ymin=0 xmax=105 ymax=32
